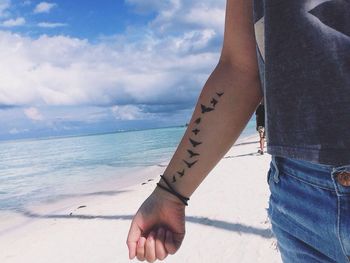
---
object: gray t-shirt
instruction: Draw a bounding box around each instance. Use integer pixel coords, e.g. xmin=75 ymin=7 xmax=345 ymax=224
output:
xmin=253 ymin=0 xmax=350 ymax=165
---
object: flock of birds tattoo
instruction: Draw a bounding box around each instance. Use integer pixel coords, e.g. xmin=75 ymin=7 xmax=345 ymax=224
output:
xmin=171 ymin=91 xmax=224 ymax=183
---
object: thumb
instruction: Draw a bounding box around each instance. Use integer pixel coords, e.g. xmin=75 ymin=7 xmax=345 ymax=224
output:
xmin=126 ymin=218 xmax=142 ymax=259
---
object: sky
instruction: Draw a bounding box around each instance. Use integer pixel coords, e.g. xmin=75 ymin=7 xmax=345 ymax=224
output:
xmin=0 ymin=0 xmax=226 ymax=140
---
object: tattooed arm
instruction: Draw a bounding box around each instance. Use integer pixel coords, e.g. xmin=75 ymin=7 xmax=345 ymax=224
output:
xmin=159 ymin=0 xmax=262 ymax=197
xmin=127 ymin=0 xmax=262 ymax=261
xmin=160 ymin=62 xmax=262 ymax=198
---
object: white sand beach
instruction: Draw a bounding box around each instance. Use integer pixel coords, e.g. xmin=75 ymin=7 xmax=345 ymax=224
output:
xmin=0 ymin=135 xmax=281 ymax=263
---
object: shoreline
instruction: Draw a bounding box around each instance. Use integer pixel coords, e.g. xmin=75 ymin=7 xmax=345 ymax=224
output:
xmin=0 ymin=133 xmax=259 ymax=233
xmin=0 ymin=125 xmax=188 ymax=144
xmin=1 ymin=132 xmax=257 ymax=213
xmin=0 ymin=133 xmax=280 ymax=263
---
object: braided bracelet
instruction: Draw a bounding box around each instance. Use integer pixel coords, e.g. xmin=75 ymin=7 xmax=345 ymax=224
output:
xmin=156 ymin=175 xmax=189 ymax=206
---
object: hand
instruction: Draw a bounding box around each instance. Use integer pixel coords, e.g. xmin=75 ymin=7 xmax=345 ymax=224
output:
xmin=126 ymin=187 xmax=186 ymax=262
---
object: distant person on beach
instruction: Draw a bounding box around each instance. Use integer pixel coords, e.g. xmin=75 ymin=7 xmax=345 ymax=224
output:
xmin=255 ymin=102 xmax=265 ymax=155
xmin=127 ymin=0 xmax=350 ymax=262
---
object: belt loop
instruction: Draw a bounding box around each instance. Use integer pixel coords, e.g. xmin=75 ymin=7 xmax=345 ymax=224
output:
xmin=271 ymin=155 xmax=280 ymax=183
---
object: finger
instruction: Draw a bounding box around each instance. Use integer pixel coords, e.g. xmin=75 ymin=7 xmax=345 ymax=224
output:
xmin=145 ymin=231 xmax=156 ymax=263
xmin=155 ymin=228 xmax=168 ymax=260
xmin=126 ymin=219 xmax=142 ymax=259
xmin=165 ymin=230 xmax=177 ymax=255
xmin=136 ymin=236 xmax=146 ymax=261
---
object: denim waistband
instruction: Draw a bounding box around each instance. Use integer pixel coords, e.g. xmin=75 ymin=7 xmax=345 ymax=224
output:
xmin=270 ymin=156 xmax=350 ymax=194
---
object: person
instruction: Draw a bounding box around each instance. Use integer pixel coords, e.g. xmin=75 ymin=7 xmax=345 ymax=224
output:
xmin=126 ymin=0 xmax=350 ymax=262
xmin=255 ymin=102 xmax=265 ymax=155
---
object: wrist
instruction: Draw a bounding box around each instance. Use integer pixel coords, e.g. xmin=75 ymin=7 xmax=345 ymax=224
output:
xmin=153 ymin=182 xmax=187 ymax=207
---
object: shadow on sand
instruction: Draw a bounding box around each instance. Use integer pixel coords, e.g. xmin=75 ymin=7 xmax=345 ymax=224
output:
xmin=17 ymin=210 xmax=273 ymax=239
xmin=44 ymin=190 xmax=129 ymax=204
xmin=234 ymin=140 xmax=259 ymax=147
xmin=224 ymin=152 xmax=261 ymax=158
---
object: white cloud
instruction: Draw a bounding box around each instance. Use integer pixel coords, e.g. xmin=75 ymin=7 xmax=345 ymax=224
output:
xmin=0 ymin=30 xmax=219 ymax=107
xmin=125 ymin=0 xmax=169 ymax=14
xmin=9 ymin=127 xmax=29 ymax=134
xmin=182 ymin=6 xmax=225 ymax=32
xmin=24 ymin=107 xmax=44 ymax=121
xmin=0 ymin=0 xmax=10 ymax=18
xmin=111 ymin=105 xmax=150 ymax=120
xmin=128 ymin=0 xmax=226 ymax=34
xmin=9 ymin=128 xmax=20 ymax=134
xmin=22 ymin=0 xmax=31 ymax=6
xmin=34 ymin=2 xmax=56 ymax=14
xmin=37 ymin=22 xmax=67 ymax=28
xmin=1 ymin=17 xmax=25 ymax=27
xmin=0 ymin=0 xmax=225 ymax=115
xmin=173 ymin=29 xmax=216 ymax=52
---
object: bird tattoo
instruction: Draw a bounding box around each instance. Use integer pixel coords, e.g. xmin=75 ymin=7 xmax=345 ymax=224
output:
xmin=216 ymin=92 xmax=224 ymax=97
xmin=172 ymin=175 xmax=177 ymax=183
xmin=187 ymin=149 xmax=200 ymax=158
xmin=183 ymin=159 xmax=198 ymax=168
xmin=201 ymin=104 xmax=214 ymax=113
xmin=210 ymin=98 xmax=218 ymax=107
xmin=189 ymin=138 xmax=202 ymax=147
xmin=192 ymin=128 xmax=200 ymax=135
xmin=177 ymin=169 xmax=185 ymax=177
xmin=194 ymin=117 xmax=201 ymax=124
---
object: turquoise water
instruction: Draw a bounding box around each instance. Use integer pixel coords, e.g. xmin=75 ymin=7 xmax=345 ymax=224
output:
xmin=0 ymin=122 xmax=256 ymax=211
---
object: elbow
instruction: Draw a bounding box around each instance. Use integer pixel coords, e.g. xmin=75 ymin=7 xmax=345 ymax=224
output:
xmin=217 ymin=48 xmax=261 ymax=81
xmin=216 ymin=56 xmax=261 ymax=83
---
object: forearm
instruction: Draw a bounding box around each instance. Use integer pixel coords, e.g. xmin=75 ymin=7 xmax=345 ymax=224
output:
xmin=159 ymin=61 xmax=263 ymax=198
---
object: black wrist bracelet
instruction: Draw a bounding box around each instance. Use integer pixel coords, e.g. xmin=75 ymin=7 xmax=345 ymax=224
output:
xmin=156 ymin=175 xmax=189 ymax=206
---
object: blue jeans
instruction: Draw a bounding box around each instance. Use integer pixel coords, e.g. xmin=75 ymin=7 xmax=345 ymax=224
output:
xmin=268 ymin=156 xmax=350 ymax=263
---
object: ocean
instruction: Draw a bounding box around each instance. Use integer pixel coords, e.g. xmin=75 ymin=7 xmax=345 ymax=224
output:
xmin=0 ymin=121 xmax=256 ymax=211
